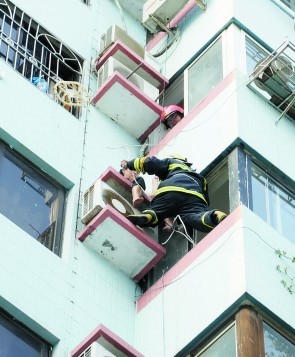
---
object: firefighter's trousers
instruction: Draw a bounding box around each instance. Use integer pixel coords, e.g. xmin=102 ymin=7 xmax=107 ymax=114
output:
xmin=143 ymin=191 xmax=220 ymax=233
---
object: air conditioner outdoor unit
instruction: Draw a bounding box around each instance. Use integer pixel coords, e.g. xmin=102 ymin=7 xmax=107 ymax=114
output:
xmin=100 ymin=24 xmax=145 ymax=58
xmin=142 ymin=0 xmax=190 ymax=33
xmin=96 ymin=57 xmax=159 ymax=100
xmin=78 ymin=342 xmax=116 ymax=357
xmin=254 ymin=55 xmax=295 ymax=97
xmin=253 ymin=55 xmax=295 ymax=118
xmin=82 ymin=180 xmax=140 ymax=225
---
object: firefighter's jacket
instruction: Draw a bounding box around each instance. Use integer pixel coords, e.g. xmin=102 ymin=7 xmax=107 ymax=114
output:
xmin=127 ymin=156 xmax=209 ymax=206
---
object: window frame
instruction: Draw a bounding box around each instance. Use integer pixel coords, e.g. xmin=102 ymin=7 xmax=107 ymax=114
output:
xmin=263 ymin=320 xmax=295 ymax=356
xmin=192 ymin=322 xmax=237 ymax=357
xmin=0 ymin=140 xmax=66 ymax=256
xmin=0 ymin=308 xmax=51 ymax=356
xmin=184 ymin=34 xmax=224 ymax=113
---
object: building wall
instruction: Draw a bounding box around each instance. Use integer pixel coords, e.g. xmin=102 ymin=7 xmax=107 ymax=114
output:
xmin=135 ymin=206 xmax=295 ymax=357
xmin=1 ymin=0 xmax=295 ymax=356
xmin=0 ymin=0 xmax=148 ymax=355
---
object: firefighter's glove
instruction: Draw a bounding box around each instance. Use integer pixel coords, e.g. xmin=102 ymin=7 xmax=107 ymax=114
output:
xmin=127 ymin=157 xmax=146 ymax=174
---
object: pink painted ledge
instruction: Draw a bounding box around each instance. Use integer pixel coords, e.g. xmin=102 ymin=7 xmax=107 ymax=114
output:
xmin=91 ymin=71 xmax=163 ymax=142
xmin=137 ymin=206 xmax=243 ymax=313
xmin=96 ymin=40 xmax=169 ymax=91
xmin=100 ymin=166 xmax=151 ymax=204
xmin=77 ymin=205 xmax=166 ymax=281
xmin=70 ymin=324 xmax=145 ymax=357
xmin=77 ymin=204 xmax=165 ymax=254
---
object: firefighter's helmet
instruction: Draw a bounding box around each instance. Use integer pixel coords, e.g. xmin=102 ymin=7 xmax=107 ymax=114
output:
xmin=161 ymin=105 xmax=184 ymax=128
xmin=168 ymin=154 xmax=192 ymax=166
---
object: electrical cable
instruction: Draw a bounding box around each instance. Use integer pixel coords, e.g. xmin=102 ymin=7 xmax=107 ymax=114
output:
xmin=152 ymin=27 xmax=180 ymax=58
xmin=134 ymin=224 xmax=287 ymax=299
xmin=113 ymin=0 xmax=127 ymax=33
xmin=161 ymin=215 xmax=196 ymax=246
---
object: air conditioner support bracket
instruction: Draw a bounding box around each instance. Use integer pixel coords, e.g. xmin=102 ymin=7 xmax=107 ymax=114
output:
xmin=149 ymin=14 xmax=178 ymax=37
xmin=275 ymin=92 xmax=295 ymax=125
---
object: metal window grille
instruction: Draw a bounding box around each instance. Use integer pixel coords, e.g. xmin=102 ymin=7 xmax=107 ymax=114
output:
xmin=0 ymin=0 xmax=84 ymax=118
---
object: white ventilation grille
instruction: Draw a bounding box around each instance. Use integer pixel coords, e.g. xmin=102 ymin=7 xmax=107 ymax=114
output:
xmin=82 ymin=180 xmax=138 ymax=225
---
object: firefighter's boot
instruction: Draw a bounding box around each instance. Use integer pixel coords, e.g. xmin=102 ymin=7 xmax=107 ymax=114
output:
xmin=127 ymin=213 xmax=153 ymax=227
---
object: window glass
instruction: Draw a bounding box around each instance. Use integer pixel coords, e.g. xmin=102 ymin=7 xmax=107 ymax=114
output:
xmin=251 ymin=163 xmax=295 ymax=242
xmin=245 ymin=36 xmax=268 ymax=75
xmin=0 ymin=142 xmax=65 ymax=254
xmin=194 ymin=324 xmax=236 ymax=357
xmin=264 ymin=322 xmax=295 ymax=357
xmin=0 ymin=310 xmax=50 ymax=356
xmin=196 ymin=160 xmax=229 ymax=243
xmin=187 ymin=38 xmax=223 ymax=111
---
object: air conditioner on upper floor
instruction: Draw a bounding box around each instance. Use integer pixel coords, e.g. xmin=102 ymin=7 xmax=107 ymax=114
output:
xmin=142 ymin=0 xmax=190 ymax=33
xmin=253 ymin=55 xmax=295 ymax=119
xmin=99 ymin=24 xmax=145 ymax=58
xmin=78 ymin=342 xmax=116 ymax=357
xmin=96 ymin=57 xmax=159 ymax=100
xmin=81 ymin=180 xmax=140 ymax=225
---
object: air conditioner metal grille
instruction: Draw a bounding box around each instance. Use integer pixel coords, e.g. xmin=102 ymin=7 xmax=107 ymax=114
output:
xmin=81 ymin=180 xmax=138 ymax=225
xmin=248 ymin=40 xmax=295 ymax=123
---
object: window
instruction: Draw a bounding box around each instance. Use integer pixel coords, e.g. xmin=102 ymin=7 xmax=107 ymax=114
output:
xmin=264 ymin=322 xmax=295 ymax=357
xmin=245 ymin=36 xmax=269 ymax=75
xmin=186 ymin=37 xmax=223 ymax=111
xmin=0 ymin=141 xmax=66 ymax=255
xmin=192 ymin=324 xmax=236 ymax=357
xmin=0 ymin=309 xmax=51 ymax=356
xmin=0 ymin=0 xmax=84 ymax=117
xmin=246 ymin=34 xmax=295 ymax=121
xmin=251 ymin=163 xmax=295 ymax=243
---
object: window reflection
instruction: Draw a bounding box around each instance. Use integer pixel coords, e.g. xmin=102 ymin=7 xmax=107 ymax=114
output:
xmin=194 ymin=324 xmax=236 ymax=357
xmin=251 ymin=164 xmax=295 ymax=242
xmin=187 ymin=38 xmax=223 ymax=111
xmin=264 ymin=323 xmax=295 ymax=357
xmin=0 ymin=143 xmax=65 ymax=254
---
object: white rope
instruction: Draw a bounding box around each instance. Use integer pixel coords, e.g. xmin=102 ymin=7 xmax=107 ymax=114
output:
xmin=162 ymin=215 xmax=196 ymax=246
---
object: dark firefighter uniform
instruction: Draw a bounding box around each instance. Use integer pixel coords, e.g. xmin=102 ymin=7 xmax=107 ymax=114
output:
xmin=127 ymin=155 xmax=227 ymax=233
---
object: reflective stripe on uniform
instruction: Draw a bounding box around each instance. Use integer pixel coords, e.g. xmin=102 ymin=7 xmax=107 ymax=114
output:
xmin=201 ymin=211 xmax=214 ymax=229
xmin=142 ymin=209 xmax=158 ymax=224
xmin=155 ymin=186 xmax=208 ymax=205
xmin=168 ymin=163 xmax=192 ymax=172
xmin=134 ymin=157 xmax=146 ymax=173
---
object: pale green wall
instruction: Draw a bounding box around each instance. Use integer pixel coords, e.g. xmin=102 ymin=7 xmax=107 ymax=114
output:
xmin=0 ymin=0 xmax=148 ymax=355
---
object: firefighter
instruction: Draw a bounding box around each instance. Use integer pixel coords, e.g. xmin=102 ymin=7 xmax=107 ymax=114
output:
xmin=161 ymin=104 xmax=184 ymax=129
xmin=126 ymin=154 xmax=227 ymax=233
